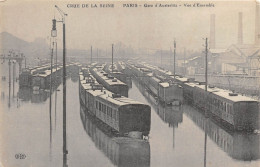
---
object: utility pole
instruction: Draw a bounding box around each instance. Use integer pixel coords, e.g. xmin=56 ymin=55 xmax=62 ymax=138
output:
xmin=55 ymin=40 xmax=58 ymax=84
xmin=97 ymin=48 xmax=98 ymax=63
xmin=160 ymin=49 xmax=162 ymax=67
xmin=13 ymin=61 xmax=16 ymax=97
xmin=49 ymin=40 xmax=54 ymax=149
xmin=184 ymin=48 xmax=186 ymax=76
xmin=91 ymin=46 xmax=92 ymax=64
xmin=204 ymin=37 xmax=208 ymax=167
xmin=53 ymin=5 xmax=68 ymax=167
xmin=174 ymin=40 xmax=176 ymax=78
xmin=8 ymin=59 xmax=11 ymax=107
xmin=205 ymin=38 xmax=208 ymax=92
xmin=112 ymin=44 xmax=114 ymax=73
xmin=55 ymin=40 xmax=58 ymax=131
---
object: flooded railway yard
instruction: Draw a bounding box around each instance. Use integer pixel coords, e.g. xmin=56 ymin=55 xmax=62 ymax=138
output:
xmin=1 ymin=63 xmax=260 ymax=167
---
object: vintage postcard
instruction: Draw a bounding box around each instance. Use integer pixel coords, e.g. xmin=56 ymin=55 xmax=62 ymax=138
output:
xmin=0 ymin=0 xmax=260 ymax=167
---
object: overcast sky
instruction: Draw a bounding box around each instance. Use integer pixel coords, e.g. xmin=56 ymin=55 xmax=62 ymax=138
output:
xmin=0 ymin=0 xmax=257 ymax=51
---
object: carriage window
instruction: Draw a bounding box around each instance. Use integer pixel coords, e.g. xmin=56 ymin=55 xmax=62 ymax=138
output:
xmin=107 ymin=107 xmax=110 ymax=116
xmin=99 ymin=102 xmax=102 ymax=111
xmin=110 ymin=108 xmax=112 ymax=117
xmin=116 ymin=110 xmax=118 ymax=121
xmin=104 ymin=104 xmax=106 ymax=113
xmin=113 ymin=110 xmax=116 ymax=118
xmin=225 ymin=103 xmax=227 ymax=112
xmin=109 ymin=108 xmax=111 ymax=117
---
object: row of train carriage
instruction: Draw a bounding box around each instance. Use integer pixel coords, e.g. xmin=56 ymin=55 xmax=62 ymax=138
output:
xmin=103 ymin=63 xmax=128 ymax=83
xmin=135 ymin=76 xmax=260 ymax=161
xmin=184 ymin=104 xmax=260 ymax=161
xmin=90 ymin=64 xmax=129 ymax=97
xmin=79 ymin=66 xmax=151 ymax=136
xmin=19 ymin=63 xmax=80 ymax=89
xmin=126 ymin=61 xmax=259 ymax=131
xmin=126 ymin=62 xmax=184 ymax=105
xmin=80 ymin=107 xmax=150 ymax=167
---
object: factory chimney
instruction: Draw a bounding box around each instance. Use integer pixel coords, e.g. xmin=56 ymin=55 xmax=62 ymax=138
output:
xmin=209 ymin=14 xmax=215 ymax=49
xmin=238 ymin=12 xmax=243 ymax=45
xmin=255 ymin=1 xmax=260 ymax=45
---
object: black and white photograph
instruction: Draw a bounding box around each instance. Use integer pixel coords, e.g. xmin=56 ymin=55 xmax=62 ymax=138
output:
xmin=0 ymin=0 xmax=260 ymax=166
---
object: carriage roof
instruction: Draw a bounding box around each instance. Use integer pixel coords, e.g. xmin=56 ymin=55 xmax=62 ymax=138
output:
xmin=94 ymin=69 xmax=127 ymax=86
xmin=174 ymin=76 xmax=189 ymax=82
xmin=195 ymin=84 xmax=257 ymax=102
xmin=97 ymin=90 xmax=145 ymax=106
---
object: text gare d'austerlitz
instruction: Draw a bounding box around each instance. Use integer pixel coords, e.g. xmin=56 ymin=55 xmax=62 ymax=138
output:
xmin=66 ymin=3 xmax=214 ymax=9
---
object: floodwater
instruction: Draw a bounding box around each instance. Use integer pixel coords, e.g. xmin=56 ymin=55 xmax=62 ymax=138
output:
xmin=0 ymin=66 xmax=260 ymax=167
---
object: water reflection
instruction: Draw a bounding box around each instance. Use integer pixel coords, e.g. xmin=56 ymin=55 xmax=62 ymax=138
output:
xmin=126 ymin=77 xmax=132 ymax=88
xmin=183 ymin=105 xmax=260 ymax=161
xmin=80 ymin=104 xmax=151 ymax=167
xmin=133 ymin=79 xmax=184 ymax=149
xmin=134 ymin=79 xmax=183 ymax=127
xmin=18 ymin=88 xmax=48 ymax=103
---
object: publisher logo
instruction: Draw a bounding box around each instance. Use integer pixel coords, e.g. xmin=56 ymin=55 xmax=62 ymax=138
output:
xmin=15 ymin=153 xmax=26 ymax=159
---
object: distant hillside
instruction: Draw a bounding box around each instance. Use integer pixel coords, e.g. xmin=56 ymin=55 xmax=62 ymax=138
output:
xmin=0 ymin=31 xmax=29 ymax=50
xmin=0 ymin=32 xmax=49 ymax=62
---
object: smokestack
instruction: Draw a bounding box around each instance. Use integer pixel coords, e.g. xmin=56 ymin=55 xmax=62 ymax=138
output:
xmin=238 ymin=12 xmax=243 ymax=45
xmin=209 ymin=14 xmax=215 ymax=49
xmin=255 ymin=1 xmax=260 ymax=45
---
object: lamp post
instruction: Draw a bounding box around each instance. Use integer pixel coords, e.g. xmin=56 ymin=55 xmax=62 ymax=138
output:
xmin=52 ymin=5 xmax=68 ymax=167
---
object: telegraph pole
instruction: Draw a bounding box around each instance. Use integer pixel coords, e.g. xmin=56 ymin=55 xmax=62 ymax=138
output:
xmin=97 ymin=48 xmax=98 ymax=63
xmin=55 ymin=40 xmax=58 ymax=130
xmin=8 ymin=59 xmax=11 ymax=108
xmin=205 ymin=38 xmax=208 ymax=92
xmin=49 ymin=40 xmax=54 ymax=145
xmin=13 ymin=61 xmax=16 ymax=97
xmin=53 ymin=5 xmax=68 ymax=166
xmin=184 ymin=48 xmax=186 ymax=75
xmin=204 ymin=37 xmax=208 ymax=167
xmin=112 ymin=44 xmax=114 ymax=73
xmin=174 ymin=40 xmax=176 ymax=78
xmin=91 ymin=46 xmax=92 ymax=64
xmin=160 ymin=49 xmax=162 ymax=67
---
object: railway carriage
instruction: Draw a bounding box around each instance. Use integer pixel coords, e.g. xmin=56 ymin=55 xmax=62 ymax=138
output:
xmin=158 ymin=82 xmax=183 ymax=104
xmin=31 ymin=67 xmax=62 ymax=90
xmin=19 ymin=68 xmax=33 ymax=87
xmin=184 ymin=104 xmax=260 ymax=161
xmin=193 ymin=84 xmax=259 ymax=131
xmin=91 ymin=68 xmax=128 ymax=97
xmin=147 ymin=76 xmax=160 ymax=97
xmin=79 ymin=70 xmax=151 ymax=136
xmin=80 ymin=108 xmax=150 ymax=166
xmin=182 ymin=82 xmax=198 ymax=103
xmin=104 ymin=63 xmax=128 ymax=83
xmin=130 ymin=62 xmax=260 ymax=131
xmin=32 ymin=71 xmax=51 ymax=89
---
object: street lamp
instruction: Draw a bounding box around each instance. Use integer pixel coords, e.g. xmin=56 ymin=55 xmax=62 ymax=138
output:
xmin=51 ymin=19 xmax=57 ymax=37
xmin=53 ymin=5 xmax=68 ymax=167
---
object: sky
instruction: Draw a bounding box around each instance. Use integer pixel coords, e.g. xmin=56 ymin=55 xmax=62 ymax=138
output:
xmin=0 ymin=0 xmax=258 ymax=51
